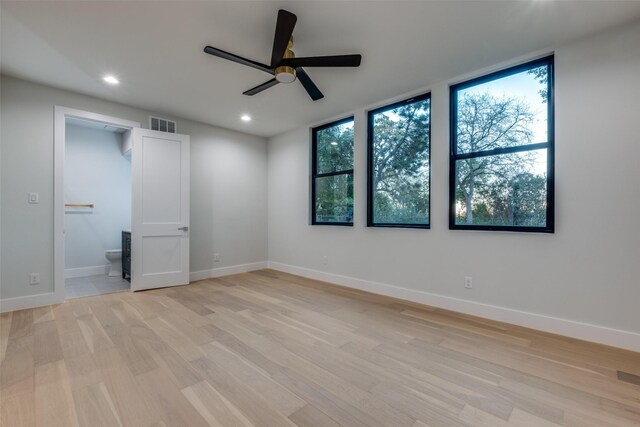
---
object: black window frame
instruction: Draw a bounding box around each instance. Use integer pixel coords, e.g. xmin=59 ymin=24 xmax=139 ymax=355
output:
xmin=367 ymin=92 xmax=432 ymax=229
xmin=311 ymin=116 xmax=355 ymax=226
xmin=449 ymin=55 xmax=555 ymax=233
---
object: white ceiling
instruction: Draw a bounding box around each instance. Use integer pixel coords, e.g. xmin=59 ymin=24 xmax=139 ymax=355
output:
xmin=2 ymin=1 xmax=640 ymax=138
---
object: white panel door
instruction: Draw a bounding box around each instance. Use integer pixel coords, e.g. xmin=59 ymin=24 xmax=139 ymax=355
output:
xmin=131 ymin=128 xmax=190 ymax=291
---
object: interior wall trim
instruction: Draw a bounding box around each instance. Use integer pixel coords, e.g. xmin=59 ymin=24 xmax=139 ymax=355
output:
xmin=189 ymin=261 xmax=269 ymax=282
xmin=0 ymin=292 xmax=62 ymax=313
xmin=64 ymin=265 xmax=110 ymax=279
xmin=267 ymin=261 xmax=640 ymax=352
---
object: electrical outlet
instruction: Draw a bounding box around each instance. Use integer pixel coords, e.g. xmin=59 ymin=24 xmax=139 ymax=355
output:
xmin=464 ymin=276 xmax=473 ymax=289
xmin=213 ymin=253 xmax=220 ymax=262
xmin=29 ymin=273 xmax=40 ymax=285
xmin=322 ymin=256 xmax=328 ymax=265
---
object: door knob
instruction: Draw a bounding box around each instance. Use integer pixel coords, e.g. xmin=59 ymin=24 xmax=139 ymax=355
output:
xmin=178 ymin=226 xmax=189 ymax=231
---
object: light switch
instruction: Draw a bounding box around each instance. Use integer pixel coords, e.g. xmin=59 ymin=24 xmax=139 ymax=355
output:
xmin=28 ymin=192 xmax=39 ymax=204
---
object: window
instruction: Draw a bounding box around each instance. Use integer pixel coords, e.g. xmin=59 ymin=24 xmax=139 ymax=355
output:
xmin=368 ymin=93 xmax=431 ymax=228
xmin=450 ymin=56 xmax=554 ymax=232
xmin=311 ymin=117 xmax=354 ymax=225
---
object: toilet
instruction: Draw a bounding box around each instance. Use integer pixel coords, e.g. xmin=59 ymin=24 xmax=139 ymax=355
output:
xmin=105 ymin=249 xmax=123 ymax=277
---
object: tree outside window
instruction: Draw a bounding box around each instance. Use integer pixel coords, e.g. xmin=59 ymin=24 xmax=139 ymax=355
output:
xmin=450 ymin=56 xmax=554 ymax=232
xmin=368 ymin=94 xmax=431 ymax=228
xmin=311 ymin=118 xmax=354 ymax=225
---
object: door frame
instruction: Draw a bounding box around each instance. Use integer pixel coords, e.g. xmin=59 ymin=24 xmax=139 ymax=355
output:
xmin=54 ymin=106 xmax=140 ymax=302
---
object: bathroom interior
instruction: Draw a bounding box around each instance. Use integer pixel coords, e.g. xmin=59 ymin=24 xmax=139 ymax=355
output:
xmin=64 ymin=117 xmax=132 ymax=299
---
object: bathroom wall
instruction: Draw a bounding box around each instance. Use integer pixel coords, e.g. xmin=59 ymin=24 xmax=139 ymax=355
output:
xmin=64 ymin=124 xmax=131 ymax=277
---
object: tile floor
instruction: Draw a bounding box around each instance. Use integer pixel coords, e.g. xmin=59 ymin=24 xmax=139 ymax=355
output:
xmin=65 ymin=274 xmax=130 ymax=299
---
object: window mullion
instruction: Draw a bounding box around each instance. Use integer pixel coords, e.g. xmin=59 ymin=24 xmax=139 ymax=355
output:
xmin=315 ymin=169 xmax=354 ymax=179
xmin=454 ymin=142 xmax=549 ymax=161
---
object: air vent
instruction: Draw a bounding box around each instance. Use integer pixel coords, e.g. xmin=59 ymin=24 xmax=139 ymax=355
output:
xmin=149 ymin=116 xmax=177 ymax=133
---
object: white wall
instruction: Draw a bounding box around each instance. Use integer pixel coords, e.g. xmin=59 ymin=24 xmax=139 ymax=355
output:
xmin=64 ymin=124 xmax=131 ymax=273
xmin=267 ymin=22 xmax=640 ymax=341
xmin=0 ymin=76 xmax=268 ymax=301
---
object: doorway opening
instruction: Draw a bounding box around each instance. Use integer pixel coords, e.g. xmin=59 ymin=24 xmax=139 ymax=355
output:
xmin=64 ymin=118 xmax=132 ymax=299
xmin=54 ymin=107 xmax=140 ymax=302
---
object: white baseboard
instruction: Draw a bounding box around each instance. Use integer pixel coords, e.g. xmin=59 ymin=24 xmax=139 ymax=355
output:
xmin=190 ymin=261 xmax=268 ymax=282
xmin=65 ymin=265 xmax=109 ymax=279
xmin=0 ymin=292 xmax=63 ymax=313
xmin=1 ymin=261 xmax=268 ymax=313
xmin=267 ymin=261 xmax=640 ymax=352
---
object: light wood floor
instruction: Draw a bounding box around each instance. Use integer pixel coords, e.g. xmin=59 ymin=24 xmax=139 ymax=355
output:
xmin=1 ymin=270 xmax=639 ymax=427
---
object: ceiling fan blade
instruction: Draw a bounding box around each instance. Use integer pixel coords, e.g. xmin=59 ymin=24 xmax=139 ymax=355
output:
xmin=271 ymin=9 xmax=297 ymax=67
xmin=204 ymin=46 xmax=273 ymax=74
xmin=296 ymin=68 xmax=324 ymax=101
xmin=243 ymin=78 xmax=280 ymax=96
xmin=281 ymin=54 xmax=362 ymax=68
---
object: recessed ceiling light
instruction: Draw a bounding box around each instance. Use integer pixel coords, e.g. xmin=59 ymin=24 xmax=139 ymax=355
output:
xmin=103 ymin=75 xmax=120 ymax=85
xmin=330 ymin=141 xmax=338 ymax=146
xmin=241 ymin=114 xmax=251 ymax=122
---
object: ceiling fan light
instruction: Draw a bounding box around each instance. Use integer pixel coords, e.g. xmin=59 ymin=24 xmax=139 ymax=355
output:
xmin=275 ymin=45 xmax=296 ymax=83
xmin=275 ymin=68 xmax=296 ymax=83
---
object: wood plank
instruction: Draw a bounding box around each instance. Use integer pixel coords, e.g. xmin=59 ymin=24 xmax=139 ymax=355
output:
xmin=103 ymin=321 xmax=159 ymax=376
xmin=0 ymin=312 xmax=12 ymax=363
xmin=32 ymin=306 xmax=55 ymax=324
xmin=289 ymin=404 xmax=343 ymax=427
xmin=119 ymin=292 xmax=169 ymax=319
xmin=72 ymin=382 xmax=124 ymax=427
xmin=33 ymin=320 xmax=64 ymax=366
xmin=271 ymin=368 xmax=384 ymax=427
xmin=1 ymin=391 xmax=35 ymax=427
xmin=152 ymin=294 xmax=212 ymax=327
xmin=342 ymin=341 xmax=513 ymax=421
xmin=136 ymin=334 xmax=203 ymax=389
xmin=182 ymin=380 xmax=256 ymax=427
xmin=458 ymin=404 xmax=513 ymax=427
xmin=439 ymin=337 xmax=640 ymax=407
xmin=202 ymin=341 xmax=306 ymax=416
xmin=92 ymin=347 xmax=161 ymax=426
xmin=200 ymin=323 xmax=282 ymax=376
xmin=508 ymin=407 xmax=563 ymax=427
xmin=144 ymin=315 xmax=205 ymax=361
xmin=370 ymin=381 xmax=468 ymax=427
xmin=135 ymin=368 xmax=209 ymax=427
xmin=265 ymin=347 xmax=415 ymax=427
xmin=155 ymin=310 xmax=214 ymax=346
xmin=8 ymin=309 xmax=33 ymax=340
xmin=266 ymin=331 xmax=381 ymax=392
xmin=1 ymin=335 xmax=34 ymax=398
xmin=34 ymin=360 xmax=78 ymax=427
xmin=617 ymin=370 xmax=640 ymax=386
xmin=76 ymin=313 xmax=115 ymax=354
xmin=65 ymin=352 xmax=103 ymax=391
xmin=191 ymin=356 xmax=299 ymax=427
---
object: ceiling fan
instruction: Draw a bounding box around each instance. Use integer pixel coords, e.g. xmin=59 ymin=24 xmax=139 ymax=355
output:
xmin=203 ymin=9 xmax=362 ymax=101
